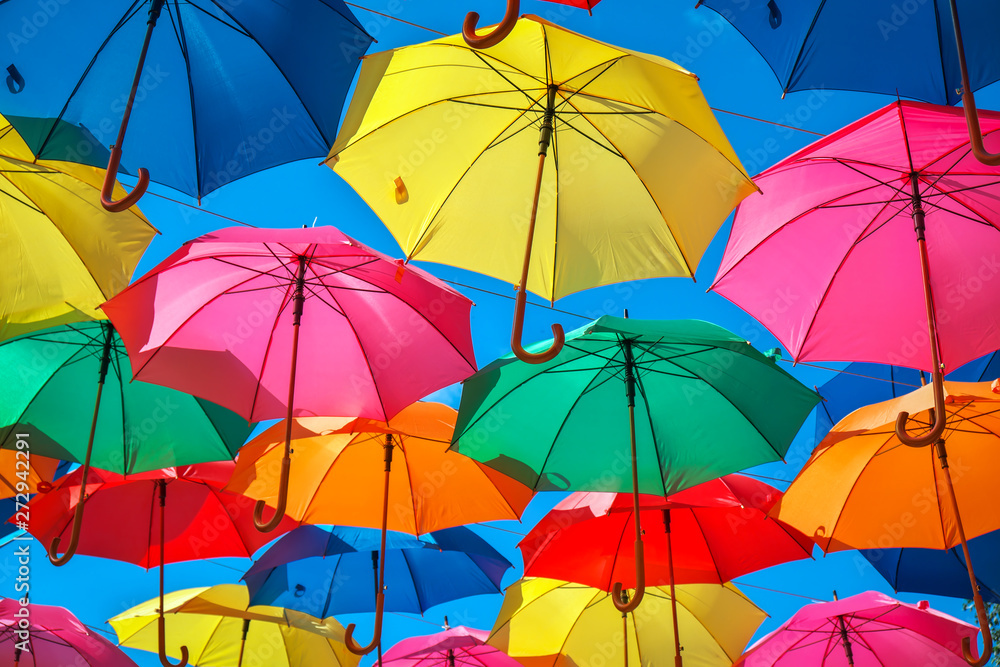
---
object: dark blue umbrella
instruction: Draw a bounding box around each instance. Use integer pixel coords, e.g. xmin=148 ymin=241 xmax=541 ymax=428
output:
xmin=695 ymin=0 xmax=1000 ymax=164
xmin=860 ymin=530 xmax=1000 ymax=605
xmin=0 ymin=0 xmax=372 ymax=208
xmin=243 ymin=525 xmax=512 ymax=618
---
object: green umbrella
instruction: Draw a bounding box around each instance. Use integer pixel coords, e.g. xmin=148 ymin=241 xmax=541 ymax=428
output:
xmin=0 ymin=321 xmax=253 ymax=565
xmin=450 ymin=316 xmax=819 ymax=613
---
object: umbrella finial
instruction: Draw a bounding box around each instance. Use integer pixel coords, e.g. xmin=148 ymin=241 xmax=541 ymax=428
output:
xmin=462 ymin=0 xmax=519 ymax=49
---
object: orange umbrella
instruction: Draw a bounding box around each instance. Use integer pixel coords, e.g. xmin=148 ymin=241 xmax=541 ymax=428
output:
xmin=0 ymin=448 xmax=60 ymax=499
xmin=225 ymin=401 xmax=533 ymax=655
xmin=772 ymin=379 xmax=1000 ymax=664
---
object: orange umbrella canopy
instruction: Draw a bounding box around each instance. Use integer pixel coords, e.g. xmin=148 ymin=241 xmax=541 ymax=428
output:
xmin=0 ymin=448 xmax=60 ymax=499
xmin=772 ymin=380 xmax=1000 ymax=552
xmin=225 ymin=401 xmax=533 ymax=533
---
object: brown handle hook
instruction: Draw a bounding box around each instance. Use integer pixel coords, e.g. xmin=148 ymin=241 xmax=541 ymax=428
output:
xmin=158 ymin=613 xmax=189 ymax=667
xmin=511 ymin=289 xmax=564 ymax=364
xmin=344 ymin=591 xmax=385 ymax=655
xmin=47 ymin=492 xmax=85 ymax=566
xmin=101 ymin=143 xmax=149 ymax=212
xmin=895 ymin=371 xmax=947 ymax=447
xmin=948 ymin=0 xmax=1000 ymax=166
xmin=253 ymin=455 xmax=290 ymax=532
xmin=463 ymin=0 xmax=519 ymax=49
xmin=963 ymin=590 xmax=993 ymax=666
xmin=611 ymin=541 xmax=645 ymax=613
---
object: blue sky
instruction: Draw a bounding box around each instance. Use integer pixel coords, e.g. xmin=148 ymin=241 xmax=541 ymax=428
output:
xmin=4 ymin=1 xmax=999 ymax=665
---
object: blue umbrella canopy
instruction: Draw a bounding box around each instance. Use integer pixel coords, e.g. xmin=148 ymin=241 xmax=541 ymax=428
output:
xmin=0 ymin=0 xmax=372 ymax=200
xmin=243 ymin=525 xmax=512 ymax=618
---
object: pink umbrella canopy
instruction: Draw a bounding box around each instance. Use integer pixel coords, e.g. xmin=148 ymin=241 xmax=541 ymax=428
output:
xmin=382 ymin=626 xmax=522 ymax=667
xmin=0 ymin=598 xmax=137 ymax=666
xmin=734 ymin=591 xmax=980 ymax=666
xmin=711 ymin=100 xmax=1000 ymax=374
xmin=101 ymin=225 xmax=477 ymax=423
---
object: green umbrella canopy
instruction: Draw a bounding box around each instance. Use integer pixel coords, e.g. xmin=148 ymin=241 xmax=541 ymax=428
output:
xmin=0 ymin=322 xmax=253 ymax=474
xmin=450 ymin=316 xmax=821 ymax=495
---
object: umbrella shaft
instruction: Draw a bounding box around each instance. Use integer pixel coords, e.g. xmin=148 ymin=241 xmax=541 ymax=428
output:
xmin=836 ymin=616 xmax=854 ymax=665
xmin=908 ymin=174 xmax=943 ymax=373
xmin=936 ymin=440 xmax=986 ymax=606
xmin=111 ymin=0 xmax=165 ymax=155
xmin=664 ymin=512 xmax=682 ymax=667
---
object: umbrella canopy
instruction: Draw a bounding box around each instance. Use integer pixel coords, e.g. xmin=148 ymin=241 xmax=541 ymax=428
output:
xmin=0 ymin=0 xmax=372 ymax=203
xmin=520 ymin=475 xmax=814 ymax=589
xmin=0 ymin=116 xmax=155 ymax=341
xmin=451 ymin=317 xmax=819 ymax=496
xmin=226 ymin=401 xmax=532 ymax=533
xmin=327 ymin=15 xmax=754 ymax=360
xmin=243 ymin=525 xmax=512 ymax=617
xmin=110 ymin=584 xmax=359 ymax=667
xmin=734 ymin=591 xmax=980 ymax=666
xmin=0 ymin=449 xmax=60 ymax=499
xmin=383 ymin=626 xmax=523 ymax=667
xmin=0 ymin=598 xmax=138 ymax=667
xmin=0 ymin=322 xmax=253 ymax=475
xmin=861 ymin=529 xmax=1000 ymax=605
xmin=488 ymin=578 xmax=765 ymax=667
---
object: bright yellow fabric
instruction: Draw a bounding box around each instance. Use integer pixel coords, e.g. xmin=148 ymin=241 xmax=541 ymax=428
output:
xmin=328 ymin=16 xmax=756 ymax=302
xmin=487 ymin=578 xmax=765 ymax=667
xmin=109 ymin=584 xmax=359 ymax=667
xmin=0 ymin=117 xmax=156 ymax=342
xmin=772 ymin=380 xmax=1000 ymax=551
xmin=224 ymin=401 xmax=533 ymax=533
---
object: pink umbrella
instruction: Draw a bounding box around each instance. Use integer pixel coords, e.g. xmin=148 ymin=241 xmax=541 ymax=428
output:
xmin=0 ymin=598 xmax=137 ymax=666
xmin=382 ymin=624 xmax=522 ymax=667
xmin=734 ymin=591 xmax=980 ymax=666
xmin=101 ymin=225 xmax=477 ymax=534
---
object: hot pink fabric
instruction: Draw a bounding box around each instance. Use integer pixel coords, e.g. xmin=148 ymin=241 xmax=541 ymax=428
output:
xmin=712 ymin=101 xmax=1000 ymax=373
xmin=735 ymin=591 xmax=979 ymax=666
xmin=102 ymin=226 xmax=477 ymax=422
xmin=0 ymin=598 xmax=137 ymax=666
xmin=382 ymin=626 xmax=522 ymax=667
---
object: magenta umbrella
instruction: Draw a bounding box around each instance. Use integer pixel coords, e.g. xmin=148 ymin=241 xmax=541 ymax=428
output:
xmin=0 ymin=598 xmax=137 ymax=667
xmin=734 ymin=591 xmax=979 ymax=666
xmin=101 ymin=225 xmax=477 ymax=536
xmin=382 ymin=625 xmax=522 ymax=667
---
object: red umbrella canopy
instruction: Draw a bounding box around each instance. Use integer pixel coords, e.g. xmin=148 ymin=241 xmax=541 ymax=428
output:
xmin=543 ymin=0 xmax=602 ymax=12
xmin=519 ymin=474 xmax=814 ymax=589
xmin=20 ymin=461 xmax=298 ymax=567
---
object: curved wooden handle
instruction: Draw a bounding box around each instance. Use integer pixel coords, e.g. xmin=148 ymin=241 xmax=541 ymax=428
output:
xmin=158 ymin=613 xmax=189 ymax=667
xmin=344 ymin=591 xmax=384 ymax=655
xmin=101 ymin=143 xmax=149 ymax=212
xmin=48 ymin=464 xmax=92 ymax=566
xmin=895 ymin=372 xmax=946 ymax=448
xmin=612 ymin=541 xmax=645 ymax=613
xmin=511 ymin=289 xmax=564 ymax=364
xmin=253 ymin=455 xmax=290 ymax=532
xmin=962 ymin=91 xmax=1000 ymax=166
xmin=463 ymin=0 xmax=519 ymax=49
xmin=963 ymin=590 xmax=993 ymax=666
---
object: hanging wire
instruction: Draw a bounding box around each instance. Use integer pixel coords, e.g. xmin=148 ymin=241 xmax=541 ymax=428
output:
xmin=732 ymin=581 xmax=830 ymax=602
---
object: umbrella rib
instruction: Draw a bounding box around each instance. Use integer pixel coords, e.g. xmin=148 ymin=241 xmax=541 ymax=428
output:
xmin=399 ymin=547 xmax=426 ymax=611
xmin=782 ymin=0 xmax=830 ymax=95
xmin=632 ymin=356 xmax=671 ymax=498
xmin=471 ymin=49 xmax=548 ymax=111
xmin=113 ymin=341 xmax=129 ymax=474
xmin=165 ymin=3 xmax=204 ymax=200
xmin=0 ymin=184 xmax=43 ymax=214
xmin=917 ymin=175 xmax=1000 ymax=230
xmin=146 ymin=479 xmax=159 ymax=570
xmin=811 ymin=445 xmax=881 ymax=552
xmin=687 ymin=508 xmax=726 ymax=582
xmin=246 ymin=271 xmax=299 ymax=422
xmin=397 ymin=435 xmax=421 ymax=534
xmin=207 ymin=485 xmax=257 ymax=559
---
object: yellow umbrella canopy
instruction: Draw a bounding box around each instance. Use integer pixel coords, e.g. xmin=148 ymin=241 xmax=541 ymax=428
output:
xmin=327 ymin=15 xmax=755 ymax=361
xmin=487 ymin=578 xmax=765 ymax=667
xmin=109 ymin=584 xmax=359 ymax=667
xmin=0 ymin=116 xmax=156 ymax=342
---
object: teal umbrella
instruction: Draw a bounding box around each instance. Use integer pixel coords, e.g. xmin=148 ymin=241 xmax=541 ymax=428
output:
xmin=451 ymin=316 xmax=819 ymax=613
xmin=0 ymin=321 xmax=253 ymax=565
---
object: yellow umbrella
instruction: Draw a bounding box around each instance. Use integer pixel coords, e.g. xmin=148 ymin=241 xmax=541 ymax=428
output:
xmin=0 ymin=115 xmax=156 ymax=342
xmin=109 ymin=584 xmax=359 ymax=667
xmin=326 ymin=16 xmax=755 ymax=363
xmin=487 ymin=578 xmax=765 ymax=667
xmin=771 ymin=379 xmax=1000 ymax=665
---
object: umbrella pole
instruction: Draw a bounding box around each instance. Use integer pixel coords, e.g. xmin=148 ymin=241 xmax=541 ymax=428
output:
xmin=157 ymin=479 xmax=189 ymax=667
xmin=620 ymin=590 xmax=629 ymax=667
xmin=835 ymin=614 xmax=855 ymax=666
xmin=237 ymin=619 xmax=250 ymax=667
xmin=663 ymin=510 xmax=682 ymax=667
xmin=99 ymin=0 xmax=165 ymax=211
xmin=345 ymin=434 xmax=394 ymax=655
xmin=511 ymin=84 xmax=565 ymax=364
xmin=372 ymin=551 xmax=384 ymax=666
xmin=48 ymin=321 xmax=115 ymax=566
xmin=948 ymin=0 xmax=1000 ymax=166
xmin=462 ymin=0 xmax=519 ymax=49
xmin=936 ymin=438 xmax=993 ymax=666
xmin=895 ymin=174 xmax=947 ymax=447
xmin=254 ymin=255 xmax=308 ymax=532
xmin=613 ymin=339 xmax=645 ymax=613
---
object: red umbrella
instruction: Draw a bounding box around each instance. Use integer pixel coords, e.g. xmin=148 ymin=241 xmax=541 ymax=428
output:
xmin=519 ymin=474 xmax=814 ymax=666
xmin=19 ymin=462 xmax=298 ymax=667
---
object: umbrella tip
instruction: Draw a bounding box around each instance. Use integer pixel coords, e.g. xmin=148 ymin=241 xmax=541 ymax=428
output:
xmin=918 ymin=600 xmax=929 ymax=609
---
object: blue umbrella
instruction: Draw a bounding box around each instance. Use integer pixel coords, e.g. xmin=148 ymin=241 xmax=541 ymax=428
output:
xmin=695 ymin=0 xmax=1000 ymax=164
xmin=243 ymin=525 xmax=512 ymax=618
xmin=0 ymin=0 xmax=372 ymax=209
xmin=860 ymin=530 xmax=1000 ymax=605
